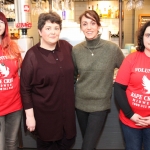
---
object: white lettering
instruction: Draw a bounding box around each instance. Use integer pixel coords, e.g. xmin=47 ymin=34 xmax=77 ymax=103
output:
xmin=131 ymin=92 xmax=143 ymax=99
xmin=135 ymin=68 xmax=150 ymax=73
xmin=144 ymin=96 xmax=150 ymax=101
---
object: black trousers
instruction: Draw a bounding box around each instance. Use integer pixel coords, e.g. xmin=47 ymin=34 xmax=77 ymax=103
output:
xmin=76 ymin=109 xmax=108 ymax=150
xmin=37 ymin=135 xmax=75 ymax=150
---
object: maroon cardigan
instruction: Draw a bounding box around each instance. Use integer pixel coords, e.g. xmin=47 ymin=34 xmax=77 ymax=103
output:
xmin=20 ymin=40 xmax=76 ymax=141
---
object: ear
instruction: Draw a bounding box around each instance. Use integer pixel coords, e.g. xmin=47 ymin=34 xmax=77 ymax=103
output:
xmin=38 ymin=29 xmax=42 ymax=37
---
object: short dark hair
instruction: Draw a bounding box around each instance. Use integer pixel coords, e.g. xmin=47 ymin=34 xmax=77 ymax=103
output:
xmin=38 ymin=11 xmax=62 ymax=31
xmin=79 ymin=10 xmax=101 ymax=28
xmin=136 ymin=21 xmax=150 ymax=52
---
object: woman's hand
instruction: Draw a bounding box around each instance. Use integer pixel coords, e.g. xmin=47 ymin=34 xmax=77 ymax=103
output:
xmin=130 ymin=113 xmax=149 ymax=127
xmin=25 ymin=108 xmax=36 ymax=132
xmin=26 ymin=116 xmax=36 ymax=132
xmin=136 ymin=116 xmax=150 ymax=126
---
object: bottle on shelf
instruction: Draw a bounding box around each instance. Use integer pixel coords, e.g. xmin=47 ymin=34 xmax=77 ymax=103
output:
xmin=102 ymin=8 xmax=107 ymax=18
xmin=110 ymin=6 xmax=115 ymax=18
xmin=62 ymin=9 xmax=66 ymax=20
xmin=107 ymin=6 xmax=111 ymax=18
xmin=95 ymin=4 xmax=100 ymax=16
xmin=115 ymin=9 xmax=119 ymax=18
xmin=92 ymin=5 xmax=94 ymax=10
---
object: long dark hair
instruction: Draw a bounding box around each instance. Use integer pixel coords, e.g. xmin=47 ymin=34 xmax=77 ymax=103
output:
xmin=136 ymin=21 xmax=150 ymax=52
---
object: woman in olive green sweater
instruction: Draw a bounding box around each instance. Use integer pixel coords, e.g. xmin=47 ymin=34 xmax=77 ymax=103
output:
xmin=72 ymin=10 xmax=124 ymax=150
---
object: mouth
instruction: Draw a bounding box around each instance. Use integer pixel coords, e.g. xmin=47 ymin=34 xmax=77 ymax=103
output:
xmin=50 ymin=36 xmax=56 ymax=38
xmin=86 ymin=32 xmax=93 ymax=35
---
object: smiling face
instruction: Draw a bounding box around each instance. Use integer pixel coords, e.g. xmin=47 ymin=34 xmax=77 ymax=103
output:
xmin=80 ymin=14 xmax=100 ymax=40
xmin=143 ymin=26 xmax=150 ymax=54
xmin=38 ymin=20 xmax=61 ymax=49
xmin=0 ymin=20 xmax=5 ymax=40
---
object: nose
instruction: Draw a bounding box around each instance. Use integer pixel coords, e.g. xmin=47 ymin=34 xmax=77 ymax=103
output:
xmin=87 ymin=24 xmax=91 ymax=29
xmin=51 ymin=29 xmax=55 ymax=34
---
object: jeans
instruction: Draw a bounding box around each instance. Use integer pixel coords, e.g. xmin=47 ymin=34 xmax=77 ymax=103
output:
xmin=0 ymin=110 xmax=22 ymax=150
xmin=76 ymin=109 xmax=108 ymax=150
xmin=121 ymin=121 xmax=150 ymax=150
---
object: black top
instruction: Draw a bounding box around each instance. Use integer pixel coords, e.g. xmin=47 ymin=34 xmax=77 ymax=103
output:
xmin=114 ymin=82 xmax=134 ymax=118
xmin=20 ymin=40 xmax=76 ymax=141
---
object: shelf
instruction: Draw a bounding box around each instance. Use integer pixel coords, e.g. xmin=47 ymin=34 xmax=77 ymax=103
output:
xmin=100 ymin=17 xmax=119 ymax=19
xmin=73 ymin=0 xmax=118 ymax=1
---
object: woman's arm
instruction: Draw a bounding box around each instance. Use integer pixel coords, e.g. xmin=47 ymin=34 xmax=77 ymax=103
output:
xmin=20 ymin=50 xmax=36 ymax=131
xmin=72 ymin=49 xmax=78 ymax=84
xmin=25 ymin=108 xmax=36 ymax=132
xmin=114 ymin=82 xmax=134 ymax=118
xmin=114 ymin=82 xmax=149 ymax=126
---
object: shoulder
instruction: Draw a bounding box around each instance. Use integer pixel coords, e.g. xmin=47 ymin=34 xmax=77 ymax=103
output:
xmin=59 ymin=39 xmax=72 ymax=48
xmin=9 ymin=40 xmax=19 ymax=50
xmin=72 ymin=41 xmax=85 ymax=53
xmin=102 ymin=39 xmax=120 ymax=50
xmin=25 ymin=43 xmax=39 ymax=58
xmin=125 ymin=51 xmax=142 ymax=62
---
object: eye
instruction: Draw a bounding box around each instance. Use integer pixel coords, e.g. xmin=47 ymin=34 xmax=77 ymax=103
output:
xmin=82 ymin=23 xmax=87 ymax=26
xmin=91 ymin=22 xmax=96 ymax=26
xmin=55 ymin=28 xmax=60 ymax=30
xmin=145 ymin=33 xmax=150 ymax=38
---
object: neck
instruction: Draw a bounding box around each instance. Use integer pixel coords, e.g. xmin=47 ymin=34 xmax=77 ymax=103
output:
xmin=144 ymin=49 xmax=150 ymax=57
xmin=0 ymin=36 xmax=2 ymax=44
xmin=40 ymin=40 xmax=57 ymax=51
xmin=86 ymin=34 xmax=100 ymax=48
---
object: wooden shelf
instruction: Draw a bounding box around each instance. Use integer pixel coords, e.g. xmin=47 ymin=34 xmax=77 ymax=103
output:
xmin=73 ymin=0 xmax=118 ymax=1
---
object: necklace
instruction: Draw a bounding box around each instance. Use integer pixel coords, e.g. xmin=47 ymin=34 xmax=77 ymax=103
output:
xmin=87 ymin=41 xmax=100 ymax=56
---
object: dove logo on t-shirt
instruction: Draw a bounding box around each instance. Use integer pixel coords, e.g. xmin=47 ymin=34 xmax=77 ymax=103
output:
xmin=142 ymin=75 xmax=150 ymax=94
xmin=0 ymin=63 xmax=10 ymax=78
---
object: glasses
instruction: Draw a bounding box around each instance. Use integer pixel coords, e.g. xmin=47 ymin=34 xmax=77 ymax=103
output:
xmin=32 ymin=0 xmax=44 ymax=16
xmin=135 ymin=0 xmax=144 ymax=9
xmin=0 ymin=1 xmax=15 ymax=20
xmin=126 ymin=0 xmax=135 ymax=10
xmin=144 ymin=33 xmax=150 ymax=39
xmin=126 ymin=0 xmax=144 ymax=10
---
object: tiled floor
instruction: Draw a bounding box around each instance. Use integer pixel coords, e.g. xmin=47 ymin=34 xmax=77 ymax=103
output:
xmin=18 ymin=149 xmax=124 ymax=150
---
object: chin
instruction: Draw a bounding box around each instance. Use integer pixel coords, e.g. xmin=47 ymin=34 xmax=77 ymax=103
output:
xmin=86 ymin=35 xmax=98 ymax=40
xmin=87 ymin=37 xmax=96 ymax=40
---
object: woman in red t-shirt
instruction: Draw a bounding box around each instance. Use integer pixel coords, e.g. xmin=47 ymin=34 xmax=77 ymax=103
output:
xmin=114 ymin=21 xmax=150 ymax=150
xmin=0 ymin=12 xmax=22 ymax=150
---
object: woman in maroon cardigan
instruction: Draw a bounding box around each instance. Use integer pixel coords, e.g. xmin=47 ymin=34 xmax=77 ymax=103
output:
xmin=20 ymin=12 xmax=76 ymax=150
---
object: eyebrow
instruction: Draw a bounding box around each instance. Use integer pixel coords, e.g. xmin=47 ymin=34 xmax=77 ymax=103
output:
xmin=45 ymin=25 xmax=59 ymax=27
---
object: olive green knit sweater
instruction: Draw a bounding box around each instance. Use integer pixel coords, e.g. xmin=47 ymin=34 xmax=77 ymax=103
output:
xmin=72 ymin=35 xmax=124 ymax=112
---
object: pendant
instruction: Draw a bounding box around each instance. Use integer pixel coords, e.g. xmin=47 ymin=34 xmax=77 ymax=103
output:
xmin=91 ymin=53 xmax=94 ymax=56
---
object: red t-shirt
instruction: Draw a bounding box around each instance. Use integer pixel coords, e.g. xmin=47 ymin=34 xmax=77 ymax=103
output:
xmin=115 ymin=51 xmax=150 ymax=128
xmin=0 ymin=48 xmax=22 ymax=116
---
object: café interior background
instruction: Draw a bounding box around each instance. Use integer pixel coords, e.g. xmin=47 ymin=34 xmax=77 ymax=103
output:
xmin=7 ymin=0 xmax=150 ymax=48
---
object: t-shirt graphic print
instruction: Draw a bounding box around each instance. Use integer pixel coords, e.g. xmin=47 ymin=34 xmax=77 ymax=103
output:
xmin=142 ymin=75 xmax=150 ymax=94
xmin=0 ymin=55 xmax=22 ymax=116
xmin=115 ymin=51 xmax=150 ymax=128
